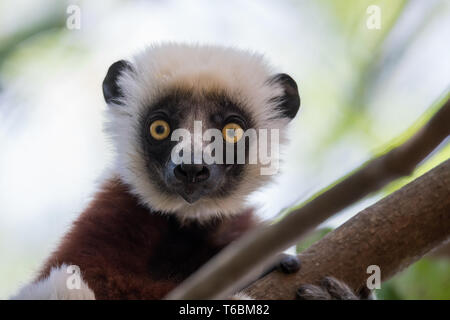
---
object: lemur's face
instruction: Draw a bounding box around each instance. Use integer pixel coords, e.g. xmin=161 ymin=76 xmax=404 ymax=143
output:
xmin=103 ymin=44 xmax=300 ymax=221
xmin=138 ymin=89 xmax=254 ymax=205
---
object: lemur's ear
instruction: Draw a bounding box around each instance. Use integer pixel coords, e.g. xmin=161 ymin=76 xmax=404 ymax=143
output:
xmin=102 ymin=60 xmax=133 ymax=105
xmin=269 ymin=73 xmax=300 ymax=119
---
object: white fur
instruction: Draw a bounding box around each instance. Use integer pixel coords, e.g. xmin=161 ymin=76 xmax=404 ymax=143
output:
xmin=11 ymin=264 xmax=95 ymax=300
xmin=231 ymin=292 xmax=254 ymax=300
xmin=105 ymin=43 xmax=292 ymax=221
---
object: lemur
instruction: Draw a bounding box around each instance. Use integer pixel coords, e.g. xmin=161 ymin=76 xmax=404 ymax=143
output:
xmin=13 ymin=44 xmax=365 ymax=300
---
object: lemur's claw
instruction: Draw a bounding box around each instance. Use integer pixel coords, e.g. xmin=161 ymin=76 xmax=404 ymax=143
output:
xmin=256 ymin=254 xmax=301 ymax=281
xmin=296 ymin=276 xmax=369 ymax=300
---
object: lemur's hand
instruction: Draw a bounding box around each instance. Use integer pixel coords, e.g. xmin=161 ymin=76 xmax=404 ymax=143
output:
xmin=297 ymin=277 xmax=358 ymax=300
xmin=239 ymin=254 xmax=372 ymax=300
xmin=268 ymin=254 xmax=373 ymax=300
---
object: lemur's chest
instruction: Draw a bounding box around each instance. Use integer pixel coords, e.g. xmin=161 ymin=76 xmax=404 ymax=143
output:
xmin=146 ymin=218 xmax=226 ymax=281
xmin=98 ymin=208 xmax=255 ymax=299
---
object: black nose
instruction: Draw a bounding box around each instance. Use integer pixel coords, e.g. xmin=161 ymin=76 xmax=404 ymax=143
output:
xmin=174 ymin=164 xmax=210 ymax=183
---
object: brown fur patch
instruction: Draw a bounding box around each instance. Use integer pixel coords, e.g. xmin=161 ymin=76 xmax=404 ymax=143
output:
xmin=37 ymin=178 xmax=257 ymax=299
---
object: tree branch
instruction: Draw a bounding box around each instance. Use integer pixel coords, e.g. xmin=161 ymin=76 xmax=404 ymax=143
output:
xmin=244 ymin=159 xmax=450 ymax=299
xmin=166 ymin=97 xmax=450 ymax=300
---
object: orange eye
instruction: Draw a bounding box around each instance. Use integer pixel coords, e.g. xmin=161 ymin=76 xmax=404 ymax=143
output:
xmin=150 ymin=120 xmax=170 ymax=140
xmin=222 ymin=123 xmax=244 ymax=143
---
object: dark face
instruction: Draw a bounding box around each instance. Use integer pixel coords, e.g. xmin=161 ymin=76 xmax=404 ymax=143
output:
xmin=138 ymin=89 xmax=253 ymax=204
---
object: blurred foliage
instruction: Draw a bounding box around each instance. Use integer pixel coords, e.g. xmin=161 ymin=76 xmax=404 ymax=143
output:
xmin=315 ymin=0 xmax=409 ymax=153
xmin=276 ymin=91 xmax=450 ymax=225
xmin=377 ymin=258 xmax=450 ymax=300
xmin=0 ymin=4 xmax=66 ymax=71
xmin=381 ymin=90 xmax=450 ymax=194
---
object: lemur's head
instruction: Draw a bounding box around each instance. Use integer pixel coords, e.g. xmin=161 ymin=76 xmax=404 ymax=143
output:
xmin=103 ymin=44 xmax=300 ymax=221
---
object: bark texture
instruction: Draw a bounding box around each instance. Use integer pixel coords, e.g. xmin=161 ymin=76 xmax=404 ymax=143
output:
xmin=244 ymin=159 xmax=450 ymax=299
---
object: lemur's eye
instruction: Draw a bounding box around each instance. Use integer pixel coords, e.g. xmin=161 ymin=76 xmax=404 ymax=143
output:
xmin=150 ymin=120 xmax=170 ymax=140
xmin=222 ymin=123 xmax=244 ymax=143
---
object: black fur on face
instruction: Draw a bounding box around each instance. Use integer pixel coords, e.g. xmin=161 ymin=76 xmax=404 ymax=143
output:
xmin=138 ymin=88 xmax=255 ymax=204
